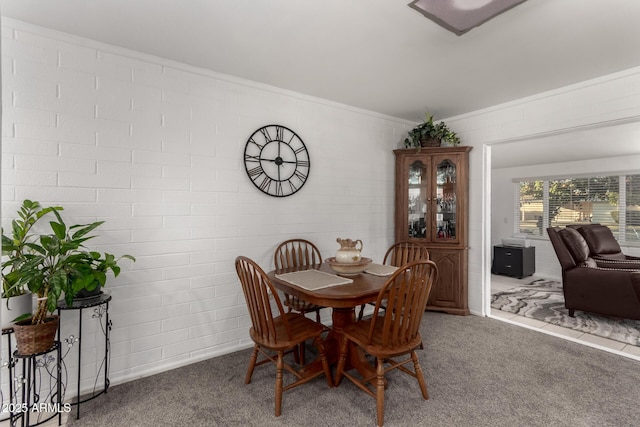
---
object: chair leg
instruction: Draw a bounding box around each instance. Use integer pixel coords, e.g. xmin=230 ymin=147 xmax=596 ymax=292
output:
xmin=299 ymin=342 xmax=306 ymax=365
xmin=313 ymin=335 xmax=334 ymax=388
xmin=376 ymin=358 xmax=385 ymax=427
xmin=411 ymin=350 xmax=429 ymax=400
xmin=275 ymin=351 xmax=284 ymax=417
xmin=315 ymin=308 xmax=321 ymax=323
xmin=357 ymin=304 xmax=365 ymax=321
xmin=293 ymin=344 xmax=301 ymax=365
xmin=245 ymin=344 xmax=259 ymax=384
xmin=568 ymin=309 xmax=575 ymax=317
xmin=334 ymin=335 xmax=350 ymax=386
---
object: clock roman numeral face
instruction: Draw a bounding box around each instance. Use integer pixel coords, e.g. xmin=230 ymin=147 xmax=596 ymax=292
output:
xmin=243 ymin=125 xmax=310 ymax=197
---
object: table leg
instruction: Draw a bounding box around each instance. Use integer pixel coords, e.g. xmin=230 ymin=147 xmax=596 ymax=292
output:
xmin=299 ymin=307 xmax=376 ymax=383
xmin=321 ymin=307 xmax=352 ymax=364
xmin=330 ymin=307 xmax=376 ymax=382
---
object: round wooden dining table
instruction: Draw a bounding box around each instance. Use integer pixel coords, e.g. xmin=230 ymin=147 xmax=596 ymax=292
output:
xmin=268 ymin=262 xmax=389 ymax=383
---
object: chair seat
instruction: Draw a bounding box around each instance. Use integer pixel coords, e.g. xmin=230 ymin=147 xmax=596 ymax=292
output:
xmin=250 ymin=312 xmax=325 ymax=350
xmin=284 ymin=296 xmax=321 ymax=313
xmin=342 ymin=317 xmax=423 ymax=358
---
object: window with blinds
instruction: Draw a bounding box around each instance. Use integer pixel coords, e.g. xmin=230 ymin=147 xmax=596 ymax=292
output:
xmin=515 ymin=174 xmax=640 ymax=246
xmin=626 ymin=175 xmax=640 ymax=244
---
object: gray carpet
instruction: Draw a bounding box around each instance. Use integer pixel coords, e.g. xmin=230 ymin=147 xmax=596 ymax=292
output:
xmin=491 ymin=279 xmax=640 ymax=346
xmin=66 ymin=312 xmax=640 ymax=427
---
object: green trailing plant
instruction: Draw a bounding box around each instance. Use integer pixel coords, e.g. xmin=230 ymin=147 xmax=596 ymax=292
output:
xmin=1 ymin=200 xmax=135 ymax=325
xmin=404 ymin=113 xmax=461 ymax=148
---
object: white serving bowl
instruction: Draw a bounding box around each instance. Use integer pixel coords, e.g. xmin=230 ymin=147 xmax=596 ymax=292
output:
xmin=326 ymin=257 xmax=372 ymax=275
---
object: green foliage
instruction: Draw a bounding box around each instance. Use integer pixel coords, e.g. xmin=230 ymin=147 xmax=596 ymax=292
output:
xmin=1 ymin=200 xmax=135 ymax=325
xmin=520 ymin=177 xmax=621 ymax=222
xmin=1 ymin=200 xmax=62 ymax=299
xmin=404 ymin=113 xmax=461 ymax=148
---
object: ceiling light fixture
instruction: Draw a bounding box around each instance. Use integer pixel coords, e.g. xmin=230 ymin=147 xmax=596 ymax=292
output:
xmin=453 ymin=0 xmax=494 ymax=10
xmin=409 ymin=0 xmax=527 ymax=35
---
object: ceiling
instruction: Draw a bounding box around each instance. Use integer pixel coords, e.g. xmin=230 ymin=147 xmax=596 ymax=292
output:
xmin=3 ymin=0 xmax=640 ymax=123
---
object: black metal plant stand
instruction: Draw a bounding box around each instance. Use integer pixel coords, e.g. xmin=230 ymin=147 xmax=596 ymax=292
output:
xmin=56 ymin=292 xmax=112 ymax=420
xmin=2 ymin=328 xmax=63 ymax=427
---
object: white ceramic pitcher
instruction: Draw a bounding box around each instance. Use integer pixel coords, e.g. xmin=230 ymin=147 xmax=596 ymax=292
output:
xmin=335 ymin=238 xmax=363 ymax=263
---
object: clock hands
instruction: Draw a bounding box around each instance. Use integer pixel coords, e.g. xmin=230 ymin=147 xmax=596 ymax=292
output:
xmin=261 ymin=158 xmax=297 ymax=164
xmin=276 ymin=137 xmax=282 ymax=182
xmin=262 ymin=141 xmax=299 ymax=183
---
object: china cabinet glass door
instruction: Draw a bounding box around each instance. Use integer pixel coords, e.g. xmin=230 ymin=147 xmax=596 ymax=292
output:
xmin=434 ymin=158 xmax=458 ymax=242
xmin=407 ymin=160 xmax=427 ymax=239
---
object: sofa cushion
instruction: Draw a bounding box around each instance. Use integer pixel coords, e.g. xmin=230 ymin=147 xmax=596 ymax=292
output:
xmin=547 ymin=227 xmax=577 ymax=270
xmin=577 ymin=224 xmax=625 ymax=260
xmin=594 ymin=258 xmax=640 ymax=269
xmin=559 ymin=227 xmax=590 ymax=264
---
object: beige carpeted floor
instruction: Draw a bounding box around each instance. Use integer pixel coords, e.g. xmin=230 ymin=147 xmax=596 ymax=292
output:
xmin=66 ymin=312 xmax=640 ymax=427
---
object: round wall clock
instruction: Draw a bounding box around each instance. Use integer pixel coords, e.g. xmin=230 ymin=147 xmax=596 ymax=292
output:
xmin=243 ymin=124 xmax=311 ymax=197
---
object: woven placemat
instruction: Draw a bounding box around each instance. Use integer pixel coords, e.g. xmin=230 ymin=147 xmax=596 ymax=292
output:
xmin=275 ymin=270 xmax=353 ymax=291
xmin=364 ymin=263 xmax=398 ymax=276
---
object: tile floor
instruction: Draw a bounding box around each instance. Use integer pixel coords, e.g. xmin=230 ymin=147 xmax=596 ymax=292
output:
xmin=490 ymin=274 xmax=640 ymax=360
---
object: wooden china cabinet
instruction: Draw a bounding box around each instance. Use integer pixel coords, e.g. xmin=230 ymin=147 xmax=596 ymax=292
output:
xmin=394 ymin=146 xmax=472 ymax=315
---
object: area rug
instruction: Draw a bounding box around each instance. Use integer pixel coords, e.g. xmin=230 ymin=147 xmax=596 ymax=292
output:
xmin=491 ymin=279 xmax=640 ymax=346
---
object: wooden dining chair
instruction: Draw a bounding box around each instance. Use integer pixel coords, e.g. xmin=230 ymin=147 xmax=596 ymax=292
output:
xmin=235 ymin=256 xmax=333 ymax=417
xmin=274 ymin=239 xmax=327 ymax=364
xmin=273 ymin=239 xmax=325 ymax=320
xmin=357 ymin=241 xmax=430 ymax=320
xmin=335 ymin=259 xmax=438 ymax=427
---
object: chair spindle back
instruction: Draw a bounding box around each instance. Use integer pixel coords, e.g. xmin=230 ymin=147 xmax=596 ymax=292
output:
xmin=383 ymin=241 xmax=430 ymax=267
xmin=235 ymin=256 xmax=289 ymax=344
xmin=274 ymin=239 xmax=323 ymax=270
xmin=369 ymin=260 xmax=438 ymax=347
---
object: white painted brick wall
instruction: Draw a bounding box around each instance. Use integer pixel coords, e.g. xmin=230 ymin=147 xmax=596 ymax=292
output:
xmin=0 ymin=18 xmax=409 ymax=399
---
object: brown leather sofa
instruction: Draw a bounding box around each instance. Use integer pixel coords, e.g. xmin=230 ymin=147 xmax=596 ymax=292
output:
xmin=547 ymin=224 xmax=640 ymax=320
xmin=567 ymin=223 xmax=640 ymax=263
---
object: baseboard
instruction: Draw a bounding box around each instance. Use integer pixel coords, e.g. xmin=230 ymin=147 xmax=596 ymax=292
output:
xmin=98 ymin=341 xmax=254 ymax=398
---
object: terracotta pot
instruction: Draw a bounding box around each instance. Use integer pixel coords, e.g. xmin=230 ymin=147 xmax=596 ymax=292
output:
xmin=12 ymin=315 xmax=59 ymax=355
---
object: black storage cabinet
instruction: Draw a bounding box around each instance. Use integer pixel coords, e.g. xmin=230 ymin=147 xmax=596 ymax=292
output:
xmin=492 ymin=245 xmax=535 ymax=278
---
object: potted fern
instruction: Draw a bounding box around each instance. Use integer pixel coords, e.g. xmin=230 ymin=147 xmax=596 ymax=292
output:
xmin=1 ymin=199 xmax=135 ymax=354
xmin=404 ymin=113 xmax=461 ymax=148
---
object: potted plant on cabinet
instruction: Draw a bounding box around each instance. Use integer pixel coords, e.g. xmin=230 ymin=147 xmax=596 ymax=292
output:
xmin=404 ymin=113 xmax=461 ymax=148
xmin=1 ymin=199 xmax=135 ymax=354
